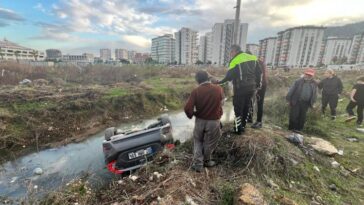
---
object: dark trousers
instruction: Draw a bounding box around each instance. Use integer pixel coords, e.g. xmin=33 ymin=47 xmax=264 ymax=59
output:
xmin=289 ymin=101 xmax=310 ymax=131
xmin=233 ymin=91 xmax=254 ymax=130
xmin=322 ymin=94 xmax=338 ymax=116
xmin=247 ymin=86 xmax=266 ymax=123
xmin=256 ymin=86 xmax=266 ymax=122
xmin=347 ymin=101 xmax=363 ymax=124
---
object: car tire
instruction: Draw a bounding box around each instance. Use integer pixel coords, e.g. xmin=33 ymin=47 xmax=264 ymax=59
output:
xmin=105 ymin=127 xmax=116 ymax=141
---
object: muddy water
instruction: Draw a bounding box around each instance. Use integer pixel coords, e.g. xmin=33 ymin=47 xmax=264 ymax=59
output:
xmin=0 ymin=104 xmax=234 ymax=200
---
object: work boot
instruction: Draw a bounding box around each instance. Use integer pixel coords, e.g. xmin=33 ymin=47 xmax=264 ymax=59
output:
xmin=251 ymin=122 xmax=262 ymax=129
xmin=204 ymin=160 xmax=216 ymax=167
xmin=191 ymin=164 xmax=203 ymax=172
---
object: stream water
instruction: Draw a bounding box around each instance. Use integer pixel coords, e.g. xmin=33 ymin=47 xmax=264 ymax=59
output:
xmin=0 ymin=104 xmax=234 ymax=200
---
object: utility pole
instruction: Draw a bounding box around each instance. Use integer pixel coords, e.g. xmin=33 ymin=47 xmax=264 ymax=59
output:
xmin=233 ymin=0 xmax=241 ymax=45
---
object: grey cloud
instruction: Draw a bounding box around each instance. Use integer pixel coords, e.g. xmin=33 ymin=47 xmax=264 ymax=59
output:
xmin=0 ymin=8 xmax=25 ymax=21
xmin=0 ymin=20 xmax=9 ymax=27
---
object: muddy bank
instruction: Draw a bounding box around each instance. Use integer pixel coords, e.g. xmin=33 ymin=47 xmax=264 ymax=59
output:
xmin=0 ymin=78 xmax=195 ymax=161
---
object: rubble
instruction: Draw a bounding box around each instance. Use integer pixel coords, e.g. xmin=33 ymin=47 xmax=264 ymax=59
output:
xmin=236 ymin=183 xmax=267 ymax=205
xmin=308 ymin=137 xmax=338 ymax=156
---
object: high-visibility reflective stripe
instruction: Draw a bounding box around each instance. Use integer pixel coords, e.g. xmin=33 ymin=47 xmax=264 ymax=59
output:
xmin=229 ymin=53 xmax=258 ymax=69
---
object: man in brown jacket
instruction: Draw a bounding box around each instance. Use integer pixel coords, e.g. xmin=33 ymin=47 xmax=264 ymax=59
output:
xmin=184 ymin=70 xmax=224 ymax=172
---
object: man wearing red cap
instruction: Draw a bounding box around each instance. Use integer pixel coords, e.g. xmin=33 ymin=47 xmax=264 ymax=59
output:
xmin=286 ymin=68 xmax=317 ymax=132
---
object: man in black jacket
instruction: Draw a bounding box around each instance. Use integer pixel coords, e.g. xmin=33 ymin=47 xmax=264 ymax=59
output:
xmin=318 ymin=69 xmax=343 ymax=120
xmin=286 ymin=68 xmax=317 ymax=132
xmin=216 ymin=45 xmax=262 ymax=134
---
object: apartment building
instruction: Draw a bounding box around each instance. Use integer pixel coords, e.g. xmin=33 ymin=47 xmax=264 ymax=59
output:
xmin=274 ymin=26 xmax=325 ymax=68
xmin=348 ymin=33 xmax=364 ymax=64
xmin=46 ymin=49 xmax=62 ymax=61
xmin=100 ymin=48 xmax=112 ymax=61
xmin=0 ymin=39 xmax=45 ymax=61
xmin=151 ymin=34 xmax=175 ymax=64
xmin=115 ymin=49 xmax=128 ymax=60
xmin=175 ymin=27 xmax=198 ymax=65
xmin=259 ymin=37 xmax=277 ymax=66
xmin=198 ymin=32 xmax=213 ymax=63
xmin=321 ymin=37 xmax=352 ymax=65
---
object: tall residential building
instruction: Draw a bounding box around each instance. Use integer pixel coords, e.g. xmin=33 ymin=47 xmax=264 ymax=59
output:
xmin=321 ymin=37 xmax=352 ymax=65
xmin=246 ymin=44 xmax=260 ymax=57
xmin=46 ymin=49 xmax=62 ymax=61
xmin=210 ymin=20 xmax=249 ymax=66
xmin=175 ymin=27 xmax=198 ymax=65
xmin=100 ymin=48 xmax=111 ymax=61
xmin=211 ymin=23 xmax=224 ymax=65
xmin=151 ymin=34 xmax=175 ymax=64
xmin=198 ymin=33 xmax=212 ymax=63
xmin=128 ymin=50 xmax=136 ymax=62
xmin=348 ymin=33 xmax=364 ymax=64
xmin=115 ymin=49 xmax=128 ymax=60
xmin=259 ymin=37 xmax=277 ymax=66
xmin=0 ymin=39 xmax=45 ymax=61
xmin=274 ymin=26 xmax=325 ymax=68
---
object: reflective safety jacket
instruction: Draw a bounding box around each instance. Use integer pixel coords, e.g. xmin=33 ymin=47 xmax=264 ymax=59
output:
xmin=219 ymin=52 xmax=262 ymax=94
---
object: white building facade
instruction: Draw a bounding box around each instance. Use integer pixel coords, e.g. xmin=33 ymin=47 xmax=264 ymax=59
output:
xmin=175 ymin=28 xmax=198 ymax=65
xmin=100 ymin=48 xmax=111 ymax=61
xmin=246 ymin=44 xmax=259 ymax=57
xmin=115 ymin=49 xmax=128 ymax=60
xmin=274 ymin=26 xmax=325 ymax=68
xmin=151 ymin=34 xmax=175 ymax=64
xmin=210 ymin=20 xmax=249 ymax=66
xmin=259 ymin=37 xmax=277 ymax=66
xmin=0 ymin=39 xmax=45 ymax=61
xmin=348 ymin=33 xmax=364 ymax=64
xmin=322 ymin=37 xmax=352 ymax=65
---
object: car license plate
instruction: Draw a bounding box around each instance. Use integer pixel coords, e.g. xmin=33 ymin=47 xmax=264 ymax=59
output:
xmin=128 ymin=147 xmax=153 ymax=159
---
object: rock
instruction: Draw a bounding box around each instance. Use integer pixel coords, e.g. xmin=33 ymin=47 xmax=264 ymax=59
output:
xmin=19 ymin=79 xmax=32 ymax=85
xmin=33 ymin=168 xmax=43 ymax=175
xmin=289 ymin=158 xmax=299 ymax=166
xmin=313 ymin=166 xmax=320 ymax=172
xmin=338 ymin=150 xmax=344 ymax=156
xmin=287 ymin=133 xmax=304 ymax=146
xmin=10 ymin=177 xmax=18 ymax=183
xmin=267 ymin=179 xmax=279 ymax=189
xmin=153 ymin=172 xmax=163 ymax=179
xmin=236 ymin=183 xmax=267 ymax=205
xmin=309 ymin=137 xmax=338 ymax=156
xmin=331 ymin=161 xmax=340 ymax=168
xmin=346 ymin=137 xmax=358 ymax=142
xmin=329 ymin=184 xmax=337 ymax=191
xmin=185 ymin=195 xmax=198 ymax=205
xmin=356 ymin=128 xmax=364 ymax=133
xmin=129 ymin=175 xmax=138 ymax=181
xmin=117 ymin=180 xmax=124 ymax=185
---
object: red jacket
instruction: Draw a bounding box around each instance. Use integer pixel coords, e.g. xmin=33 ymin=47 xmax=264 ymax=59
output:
xmin=184 ymin=82 xmax=224 ymax=120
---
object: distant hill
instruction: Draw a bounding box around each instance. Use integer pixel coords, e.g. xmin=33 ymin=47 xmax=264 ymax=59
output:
xmin=325 ymin=21 xmax=364 ymax=38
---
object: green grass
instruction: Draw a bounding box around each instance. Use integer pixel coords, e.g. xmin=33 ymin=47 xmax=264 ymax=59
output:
xmin=12 ymin=101 xmax=56 ymax=112
xmin=102 ymin=87 xmax=129 ymax=99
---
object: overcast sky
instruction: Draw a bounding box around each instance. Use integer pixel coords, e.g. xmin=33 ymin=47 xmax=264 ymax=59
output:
xmin=0 ymin=0 xmax=364 ymax=55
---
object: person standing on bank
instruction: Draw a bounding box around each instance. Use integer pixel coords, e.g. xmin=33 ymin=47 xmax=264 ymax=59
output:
xmin=286 ymin=68 xmax=317 ymax=132
xmin=216 ymin=45 xmax=262 ymax=134
xmin=184 ymin=70 xmax=224 ymax=172
xmin=318 ymin=69 xmax=343 ymax=120
xmin=346 ymin=76 xmax=364 ymax=127
xmin=251 ymin=57 xmax=268 ymax=129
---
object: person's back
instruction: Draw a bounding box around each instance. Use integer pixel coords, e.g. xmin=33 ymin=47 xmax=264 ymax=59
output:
xmin=185 ymin=83 xmax=223 ymax=120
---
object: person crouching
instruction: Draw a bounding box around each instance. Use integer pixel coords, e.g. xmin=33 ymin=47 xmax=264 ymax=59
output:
xmin=184 ymin=70 xmax=224 ymax=172
xmin=286 ymin=68 xmax=317 ymax=133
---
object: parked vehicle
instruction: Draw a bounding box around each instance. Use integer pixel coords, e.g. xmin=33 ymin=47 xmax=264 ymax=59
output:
xmin=102 ymin=116 xmax=174 ymax=174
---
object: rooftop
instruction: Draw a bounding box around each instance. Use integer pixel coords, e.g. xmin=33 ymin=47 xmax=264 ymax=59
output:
xmin=0 ymin=38 xmax=32 ymax=50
